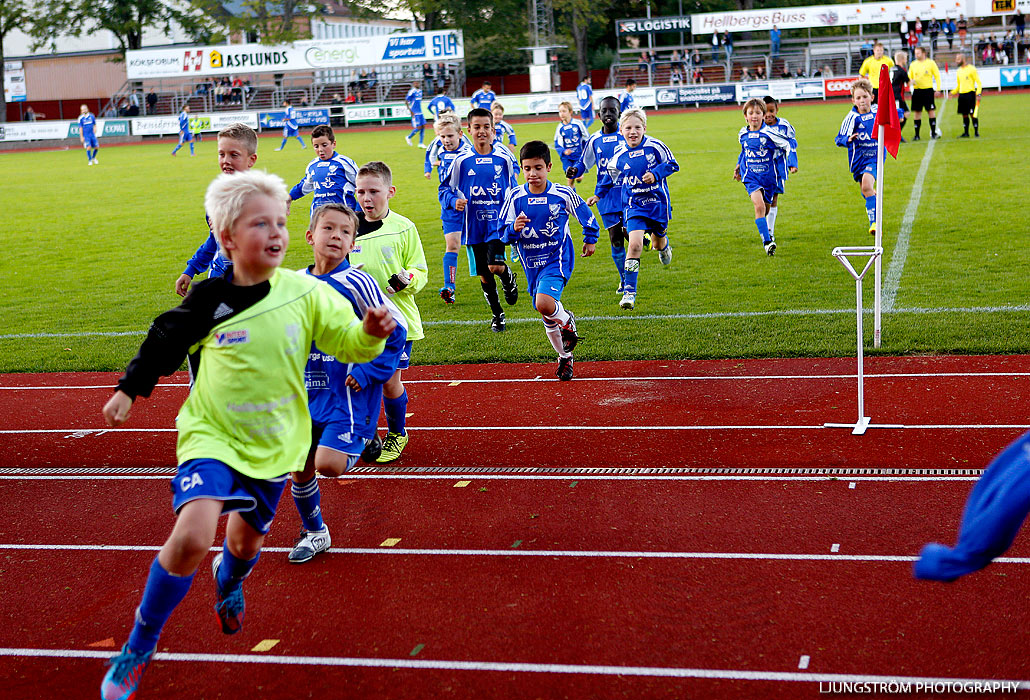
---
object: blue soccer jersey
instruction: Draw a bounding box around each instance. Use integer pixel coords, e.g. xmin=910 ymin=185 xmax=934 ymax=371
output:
xmin=554 ymin=120 xmax=589 ymax=166
xmin=571 ymin=131 xmax=626 ymax=226
xmin=577 ymin=83 xmax=594 ymax=118
xmin=289 ymin=152 xmax=359 ymax=214
xmin=441 ymin=144 xmax=519 ymax=245
xmin=178 ymin=110 xmax=193 ymax=141
xmin=765 ymin=116 xmax=799 ymax=176
xmin=427 ymin=136 xmax=473 ymax=232
xmin=494 ymin=120 xmax=517 ymax=147
xmin=406 ymin=87 xmax=425 ymax=127
xmin=78 ymin=113 xmax=97 ymax=139
xmin=470 ymin=89 xmax=496 ymax=109
xmin=737 ymin=125 xmax=793 ymax=197
xmin=500 ymin=182 xmax=599 ymax=289
xmin=835 ymin=108 xmax=878 ymax=181
xmin=304 ymin=260 xmax=408 ymax=438
xmin=618 ymin=90 xmax=635 ymax=112
xmin=427 ymin=94 xmax=455 ymax=118
xmin=283 ymin=106 xmax=299 ymax=135
xmin=604 ymin=135 xmax=680 ymax=228
xmin=182 ymin=213 xmax=232 ymax=279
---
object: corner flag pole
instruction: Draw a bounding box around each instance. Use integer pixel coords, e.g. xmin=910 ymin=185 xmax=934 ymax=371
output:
xmin=874 ymin=123 xmax=884 ymax=349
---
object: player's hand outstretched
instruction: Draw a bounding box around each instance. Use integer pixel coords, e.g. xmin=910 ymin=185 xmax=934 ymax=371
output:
xmin=363 ymin=306 xmax=397 ymax=338
xmin=175 ymin=274 xmax=193 ymax=297
xmin=103 ymin=390 xmax=134 ymax=427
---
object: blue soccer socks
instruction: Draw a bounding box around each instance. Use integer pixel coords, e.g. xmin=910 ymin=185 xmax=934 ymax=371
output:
xmin=864 ymin=195 xmax=876 ymax=224
xmin=384 ymin=390 xmax=408 ymax=436
xmin=215 ymin=540 xmax=260 ymax=594
xmin=127 ymin=556 xmax=194 ymax=654
xmin=442 ymin=251 xmax=458 ymax=289
xmin=611 ymin=244 xmax=627 ymax=290
xmin=755 ymin=217 xmax=771 ymax=244
xmin=291 ymin=476 xmax=324 ymax=533
xmin=623 ymin=257 xmax=640 ymax=294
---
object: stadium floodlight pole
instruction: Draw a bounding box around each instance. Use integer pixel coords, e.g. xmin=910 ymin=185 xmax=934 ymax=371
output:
xmin=826 ymin=246 xmax=882 ymax=436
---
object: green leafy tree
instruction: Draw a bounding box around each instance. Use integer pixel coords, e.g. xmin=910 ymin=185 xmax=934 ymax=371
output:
xmin=28 ymin=0 xmax=218 ymax=56
xmin=193 ymin=0 xmax=319 ymax=44
xmin=0 ymin=0 xmax=30 ymax=122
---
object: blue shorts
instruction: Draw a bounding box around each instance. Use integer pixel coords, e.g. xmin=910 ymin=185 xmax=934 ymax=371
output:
xmin=179 ymin=131 xmax=193 ymax=144
xmin=83 ymin=135 xmax=98 ymax=148
xmin=626 ymin=214 xmax=667 ymax=236
xmin=284 ymin=126 xmax=299 ymax=137
xmin=560 ymin=154 xmax=581 ymax=173
xmin=440 ymin=204 xmax=464 ymax=233
xmin=411 ymin=114 xmax=426 ymax=129
xmin=599 ymin=209 xmax=623 ymax=230
xmin=852 ymin=161 xmax=877 ymax=183
xmin=397 ymin=340 xmax=413 ymax=371
xmin=743 ymin=176 xmax=780 ymax=199
xmin=529 ymin=272 xmax=567 ymax=307
xmin=313 ymin=419 xmax=364 ymax=464
xmin=171 ymin=459 xmax=288 ymax=535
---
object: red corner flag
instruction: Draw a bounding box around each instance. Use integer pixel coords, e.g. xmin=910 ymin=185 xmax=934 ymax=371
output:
xmin=873 ymin=64 xmax=901 ymax=159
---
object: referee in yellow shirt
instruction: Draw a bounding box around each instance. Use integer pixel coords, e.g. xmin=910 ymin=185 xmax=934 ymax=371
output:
xmin=950 ymin=53 xmax=982 ymax=137
xmin=908 ymin=46 xmax=942 ymax=140
xmin=858 ymin=43 xmax=894 ymax=103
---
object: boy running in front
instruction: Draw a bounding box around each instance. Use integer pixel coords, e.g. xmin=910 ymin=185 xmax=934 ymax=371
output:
xmin=287 ymin=203 xmax=409 ymax=563
xmin=442 ymin=108 xmax=521 ymax=332
xmin=733 ymin=98 xmax=793 ymax=256
xmin=601 ymin=108 xmax=678 ymax=310
xmin=501 ymin=141 xmax=598 ymax=380
xmin=351 ymin=161 xmax=428 ymax=464
xmin=100 ymin=170 xmax=394 ymax=700
xmin=834 ymin=78 xmax=879 ymax=235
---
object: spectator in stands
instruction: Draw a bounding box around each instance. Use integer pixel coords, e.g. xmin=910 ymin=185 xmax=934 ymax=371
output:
xmin=754 ymin=64 xmax=767 ymax=80
xmin=232 ymin=77 xmax=243 ymax=105
xmin=821 ymin=64 xmax=834 ymax=78
xmin=367 ymin=69 xmax=377 ymax=89
xmin=690 ymin=48 xmax=702 ymax=68
xmin=711 ymin=33 xmax=720 ymax=62
xmin=128 ymin=90 xmax=141 ymax=116
xmin=907 ymin=30 xmax=919 ymax=60
xmin=929 ymin=18 xmax=941 ymax=51
xmin=146 ymin=90 xmax=157 ymax=115
xmin=915 ymin=17 xmax=923 ymax=42
xmin=1016 ymin=12 xmax=1025 ymax=39
xmin=723 ymin=31 xmax=734 ymax=60
xmin=118 ymin=100 xmax=129 ymax=117
xmin=331 ymin=93 xmax=343 ymax=106
xmin=104 ymin=105 xmax=117 ymax=118
xmin=422 ymin=63 xmax=435 ymax=92
xmin=899 ymin=17 xmax=909 ymax=46
xmin=770 ymin=25 xmax=781 ymax=58
xmin=24 ymin=105 xmax=36 ymax=121
xmin=780 ymin=65 xmax=792 ymax=79
xmin=860 ymin=41 xmax=873 ymax=59
xmin=670 ymin=63 xmax=684 ymax=85
xmin=944 ymin=18 xmax=955 ymax=49
xmin=692 ymin=66 xmax=704 ymax=84
xmin=739 ymin=66 xmax=754 ymax=81
xmin=957 ymin=15 xmax=968 ymax=48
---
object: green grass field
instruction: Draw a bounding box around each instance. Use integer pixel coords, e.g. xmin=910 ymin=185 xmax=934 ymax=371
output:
xmin=1 ymin=94 xmax=1027 ymax=373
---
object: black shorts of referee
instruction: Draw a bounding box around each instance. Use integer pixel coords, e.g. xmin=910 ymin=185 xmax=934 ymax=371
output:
xmin=911 ymin=88 xmax=936 ymax=112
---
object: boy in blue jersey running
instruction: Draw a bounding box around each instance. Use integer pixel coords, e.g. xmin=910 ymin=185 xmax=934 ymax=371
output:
xmin=602 ymin=108 xmax=678 ymax=310
xmin=566 ymin=96 xmax=631 ymax=294
xmin=99 ymin=170 xmax=395 ymax=700
xmin=762 ymin=96 xmax=799 ymax=244
xmin=442 ymin=108 xmax=521 ymax=332
xmin=834 ymin=78 xmax=879 ymax=235
xmin=405 ymin=80 xmax=427 ymax=148
xmin=501 ymin=141 xmax=598 ymax=381
xmin=733 ymin=98 xmax=793 ymax=256
xmin=555 ymin=101 xmax=589 ymax=188
xmin=289 ymin=124 xmax=359 ymax=215
xmin=175 ymin=123 xmax=259 ymax=297
xmin=287 ymin=202 xmax=408 ymax=563
xmin=618 ymin=79 xmax=637 ymax=112
xmin=427 ymin=85 xmax=455 ymax=119
xmin=469 ymin=81 xmax=496 ymax=110
xmin=425 ymin=113 xmax=472 ymax=303
xmin=275 ymin=100 xmax=306 ymax=151
xmin=171 ymin=104 xmax=195 ymax=156
xmin=78 ymin=104 xmax=99 ymax=165
xmin=577 ymin=75 xmax=595 ymax=128
xmin=491 ymin=103 xmax=517 ymax=152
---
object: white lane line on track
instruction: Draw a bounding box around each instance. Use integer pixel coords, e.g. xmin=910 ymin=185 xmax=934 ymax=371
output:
xmin=3 ymin=370 xmax=1030 ymax=390
xmin=0 ymin=647 xmax=1026 ymax=687
xmin=4 ymin=302 xmax=1030 ymax=340
xmin=0 ymin=475 xmax=985 ymax=482
xmin=2 ymin=424 xmax=1028 ymax=435
xmin=2 ymin=543 xmax=1028 ymax=565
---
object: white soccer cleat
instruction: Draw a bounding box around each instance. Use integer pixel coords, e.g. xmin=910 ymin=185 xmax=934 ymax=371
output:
xmin=419 ymin=143 xmax=427 ymax=149
xmin=658 ymin=244 xmax=673 ymax=266
xmin=619 ymin=291 xmax=636 ymax=309
xmin=764 ymin=240 xmax=777 ymax=256
xmin=405 ymin=136 xmax=413 ymax=146
xmin=288 ymin=525 xmax=331 ymax=563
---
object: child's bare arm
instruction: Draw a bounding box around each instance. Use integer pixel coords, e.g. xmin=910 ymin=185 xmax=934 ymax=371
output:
xmin=103 ymin=390 xmax=134 ymax=426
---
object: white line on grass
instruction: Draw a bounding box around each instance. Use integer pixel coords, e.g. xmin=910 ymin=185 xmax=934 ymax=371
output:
xmin=0 ymin=475 xmax=984 ymax=482
xmin=0 ymin=647 xmax=1025 ymax=687
xmin=3 ymin=369 xmax=1030 ymax=390
xmin=882 ymin=99 xmax=945 ymax=312
xmin=3 ymin=302 xmax=1029 ymax=340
